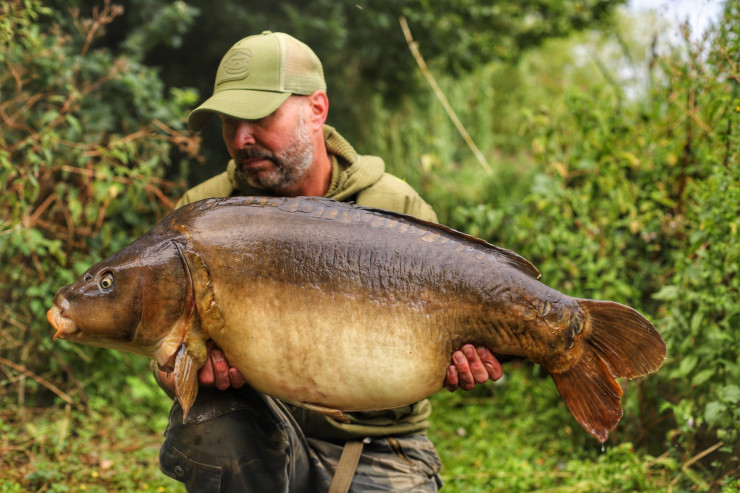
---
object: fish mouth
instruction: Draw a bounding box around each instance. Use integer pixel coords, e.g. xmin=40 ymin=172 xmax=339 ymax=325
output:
xmin=158 ymin=351 xmax=177 ymax=373
xmin=47 ymin=305 xmax=80 ymax=341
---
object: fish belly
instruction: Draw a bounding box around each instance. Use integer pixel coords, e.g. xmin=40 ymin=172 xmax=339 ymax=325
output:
xmin=210 ymin=277 xmax=453 ymax=411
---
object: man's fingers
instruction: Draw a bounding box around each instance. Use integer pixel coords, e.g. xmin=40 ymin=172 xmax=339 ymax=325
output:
xmin=444 ymin=365 xmax=459 ymax=392
xmin=453 ymin=349 xmax=476 ymax=390
xmin=477 ymin=346 xmax=503 ymax=381
xmin=199 ymin=357 xmax=216 ymax=386
xmin=210 ymin=348 xmax=232 ymax=390
xmin=228 ymin=367 xmax=246 ymax=389
xmin=462 ymin=344 xmax=490 ymax=384
xmin=197 ymin=341 xmax=245 ymax=390
xmin=445 ymin=345 xmax=505 ymax=392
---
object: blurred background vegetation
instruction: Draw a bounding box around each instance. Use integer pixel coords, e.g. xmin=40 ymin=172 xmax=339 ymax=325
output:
xmin=1 ymin=0 xmax=738 ymax=491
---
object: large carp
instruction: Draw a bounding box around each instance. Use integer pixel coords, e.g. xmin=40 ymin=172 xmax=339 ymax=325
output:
xmin=47 ymin=196 xmax=665 ymax=442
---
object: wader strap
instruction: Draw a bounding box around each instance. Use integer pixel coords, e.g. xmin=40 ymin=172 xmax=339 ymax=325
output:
xmin=328 ymin=439 xmax=365 ymax=493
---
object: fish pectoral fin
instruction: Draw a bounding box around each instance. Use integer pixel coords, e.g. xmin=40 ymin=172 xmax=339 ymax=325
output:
xmin=287 ymin=401 xmax=351 ymax=424
xmin=173 ymin=237 xmax=225 ymax=335
xmin=173 ymin=342 xmax=206 ymax=423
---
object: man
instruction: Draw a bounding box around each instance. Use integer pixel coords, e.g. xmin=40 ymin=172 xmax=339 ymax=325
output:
xmin=157 ymin=31 xmax=502 ymax=492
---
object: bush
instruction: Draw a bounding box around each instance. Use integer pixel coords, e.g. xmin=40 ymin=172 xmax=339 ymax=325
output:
xmin=444 ymin=2 xmax=739 ymax=487
xmin=334 ymin=3 xmax=738 ymax=487
xmin=0 ymin=0 xmax=198 ymax=414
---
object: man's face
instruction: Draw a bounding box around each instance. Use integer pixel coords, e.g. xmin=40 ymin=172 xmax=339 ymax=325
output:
xmin=220 ymin=97 xmax=314 ymax=194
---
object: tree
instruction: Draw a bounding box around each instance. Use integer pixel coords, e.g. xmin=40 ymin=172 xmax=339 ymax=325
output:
xmin=44 ymin=0 xmax=626 ymax=184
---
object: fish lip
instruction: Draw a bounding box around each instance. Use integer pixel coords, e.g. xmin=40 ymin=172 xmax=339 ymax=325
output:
xmin=47 ymin=305 xmax=80 ymax=341
xmin=158 ymin=352 xmax=177 ymax=373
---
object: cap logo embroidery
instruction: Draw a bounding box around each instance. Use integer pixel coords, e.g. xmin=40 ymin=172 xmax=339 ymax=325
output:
xmin=217 ymin=49 xmax=252 ymax=85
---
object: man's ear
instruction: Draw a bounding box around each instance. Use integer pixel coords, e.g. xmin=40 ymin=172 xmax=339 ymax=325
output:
xmin=307 ymin=90 xmax=329 ymax=131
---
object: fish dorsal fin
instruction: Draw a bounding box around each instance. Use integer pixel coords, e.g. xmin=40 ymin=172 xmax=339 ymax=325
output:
xmin=418 ymin=217 xmax=542 ymax=280
xmin=294 ymin=197 xmax=542 ymax=280
xmin=191 ymin=196 xmax=542 ymax=280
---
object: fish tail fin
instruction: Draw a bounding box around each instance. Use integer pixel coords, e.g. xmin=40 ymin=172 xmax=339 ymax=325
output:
xmin=550 ymin=300 xmax=666 ymax=442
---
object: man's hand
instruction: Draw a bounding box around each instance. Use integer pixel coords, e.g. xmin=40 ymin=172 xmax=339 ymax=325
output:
xmin=198 ymin=340 xmax=246 ymax=390
xmin=197 ymin=342 xmax=500 ymax=392
xmin=444 ymin=344 xmax=502 ymax=392
xmin=155 ymin=340 xmax=245 ymax=396
xmin=157 ymin=341 xmax=499 ymax=396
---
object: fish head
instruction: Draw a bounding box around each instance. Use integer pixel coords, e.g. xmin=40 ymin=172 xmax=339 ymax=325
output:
xmin=47 ymin=235 xmax=192 ymax=367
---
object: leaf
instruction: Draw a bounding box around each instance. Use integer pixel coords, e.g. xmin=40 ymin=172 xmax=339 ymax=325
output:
xmin=719 ymin=385 xmax=740 ymax=404
xmin=66 ymin=114 xmax=82 ymax=136
xmin=652 ymin=285 xmax=679 ymax=301
xmin=689 ymin=311 xmax=704 ymax=332
xmin=692 ymin=369 xmax=714 ymax=387
xmin=674 ymin=355 xmax=698 ymax=378
xmin=704 ymin=401 xmax=727 ymax=427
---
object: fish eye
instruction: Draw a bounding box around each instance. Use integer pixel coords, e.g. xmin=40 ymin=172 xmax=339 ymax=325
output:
xmin=100 ymin=273 xmax=114 ymax=290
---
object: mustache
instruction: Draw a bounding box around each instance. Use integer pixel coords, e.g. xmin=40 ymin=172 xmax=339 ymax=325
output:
xmin=235 ymin=146 xmax=277 ymax=163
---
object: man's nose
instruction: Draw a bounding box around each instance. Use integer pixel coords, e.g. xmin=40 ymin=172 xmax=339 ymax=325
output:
xmin=230 ymin=120 xmax=257 ymax=148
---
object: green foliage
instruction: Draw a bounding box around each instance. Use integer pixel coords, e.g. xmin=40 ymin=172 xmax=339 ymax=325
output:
xmin=0 ymin=0 xmax=197 ymax=450
xmin=0 ymin=405 xmax=182 ymax=492
xmin=0 ymin=3 xmax=198 ymax=489
xmin=79 ymin=0 xmax=625 ymax=184
xmin=360 ymin=2 xmax=739 ymax=488
xmin=132 ymin=0 xmax=625 ymax=95
xmin=434 ymin=3 xmax=737 ymax=489
xmin=429 ymin=382 xmax=677 ymax=492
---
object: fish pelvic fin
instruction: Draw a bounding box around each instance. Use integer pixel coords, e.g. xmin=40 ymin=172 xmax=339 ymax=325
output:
xmin=173 ymin=341 xmax=207 ymax=422
xmin=550 ymin=300 xmax=666 ymax=442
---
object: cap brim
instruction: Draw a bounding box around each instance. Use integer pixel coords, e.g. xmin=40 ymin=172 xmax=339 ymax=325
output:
xmin=187 ymin=90 xmax=292 ymax=131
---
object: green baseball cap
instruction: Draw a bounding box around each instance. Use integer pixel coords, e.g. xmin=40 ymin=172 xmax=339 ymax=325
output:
xmin=187 ymin=31 xmax=326 ymax=131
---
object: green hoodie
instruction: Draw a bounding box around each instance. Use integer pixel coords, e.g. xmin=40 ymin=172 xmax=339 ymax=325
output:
xmin=176 ymin=125 xmax=437 ymax=224
xmin=175 ymin=125 xmax=437 ymax=439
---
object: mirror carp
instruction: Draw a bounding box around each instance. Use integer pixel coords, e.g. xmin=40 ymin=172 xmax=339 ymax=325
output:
xmin=47 ymin=196 xmax=666 ymax=442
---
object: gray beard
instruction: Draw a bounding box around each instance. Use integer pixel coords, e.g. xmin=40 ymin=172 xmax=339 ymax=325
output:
xmin=234 ymin=115 xmax=314 ymax=194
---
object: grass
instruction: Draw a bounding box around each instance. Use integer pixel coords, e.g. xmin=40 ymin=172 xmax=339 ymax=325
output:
xmin=427 ymin=368 xmax=676 ymax=492
xmin=0 ymin=401 xmax=184 ymax=493
xmin=2 ymin=365 xmax=685 ymax=493
xmin=4 ymin=359 xmax=735 ymax=492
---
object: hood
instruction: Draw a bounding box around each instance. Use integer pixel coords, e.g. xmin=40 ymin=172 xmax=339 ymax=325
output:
xmin=322 ymin=125 xmax=385 ymax=202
